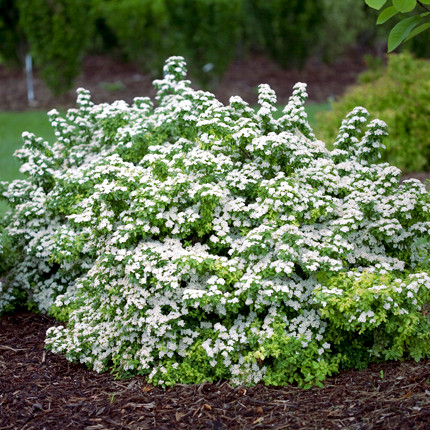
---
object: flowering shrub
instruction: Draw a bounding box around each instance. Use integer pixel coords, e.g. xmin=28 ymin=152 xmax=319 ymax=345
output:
xmin=1 ymin=57 xmax=430 ymax=387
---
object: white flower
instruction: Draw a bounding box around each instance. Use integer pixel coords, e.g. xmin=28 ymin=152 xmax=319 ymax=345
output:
xmin=3 ymin=55 xmax=428 ymax=389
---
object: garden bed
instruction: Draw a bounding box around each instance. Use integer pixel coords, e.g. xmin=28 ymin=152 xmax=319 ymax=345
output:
xmin=1 ymin=311 xmax=429 ymax=429
xmin=2 ymin=50 xmax=430 ymax=430
xmin=0 ymin=47 xmax=373 ymax=112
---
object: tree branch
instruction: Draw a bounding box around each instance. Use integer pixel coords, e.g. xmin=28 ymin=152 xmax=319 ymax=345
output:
xmin=239 ymin=147 xmax=253 ymax=160
xmin=418 ymin=1 xmax=430 ymax=13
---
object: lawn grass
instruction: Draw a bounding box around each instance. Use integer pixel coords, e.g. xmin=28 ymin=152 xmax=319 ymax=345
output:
xmin=271 ymin=102 xmax=331 ymax=129
xmin=0 ymin=111 xmax=56 ymax=216
xmin=305 ymin=102 xmax=331 ymax=129
xmin=0 ymin=103 xmax=331 ymax=218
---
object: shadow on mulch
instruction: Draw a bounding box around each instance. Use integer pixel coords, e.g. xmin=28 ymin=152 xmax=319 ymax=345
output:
xmin=1 ymin=312 xmax=429 ymax=430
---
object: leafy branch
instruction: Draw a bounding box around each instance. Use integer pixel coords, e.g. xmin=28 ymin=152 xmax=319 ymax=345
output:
xmin=417 ymin=1 xmax=430 ymax=12
xmin=365 ymin=0 xmax=430 ymax=51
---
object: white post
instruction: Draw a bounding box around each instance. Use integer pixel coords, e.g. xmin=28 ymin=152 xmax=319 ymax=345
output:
xmin=25 ymin=53 xmax=35 ymax=104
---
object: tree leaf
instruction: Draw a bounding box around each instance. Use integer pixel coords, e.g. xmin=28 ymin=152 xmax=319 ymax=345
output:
xmin=404 ymin=21 xmax=430 ymax=40
xmin=365 ymin=0 xmax=388 ymax=10
xmin=393 ymin=0 xmax=417 ymax=13
xmin=388 ymin=15 xmax=421 ymax=51
xmin=377 ymin=6 xmax=399 ymax=24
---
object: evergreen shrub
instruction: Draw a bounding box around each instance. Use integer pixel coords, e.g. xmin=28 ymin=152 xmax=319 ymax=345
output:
xmin=96 ymin=0 xmax=243 ymax=86
xmin=247 ymin=0 xmax=324 ymax=69
xmin=318 ymin=0 xmax=378 ymax=62
xmin=97 ymin=0 xmax=325 ymax=80
xmin=18 ymin=0 xmax=95 ymax=94
xmin=1 ymin=57 xmax=430 ymax=387
xmin=317 ymin=53 xmax=430 ymax=172
xmin=0 ymin=0 xmax=25 ymax=66
xmin=94 ymin=0 xmax=172 ymax=76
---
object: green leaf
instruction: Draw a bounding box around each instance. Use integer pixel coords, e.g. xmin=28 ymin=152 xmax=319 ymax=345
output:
xmin=404 ymin=21 xmax=430 ymax=40
xmin=388 ymin=15 xmax=421 ymax=52
xmin=377 ymin=6 xmax=399 ymax=24
xmin=393 ymin=0 xmax=417 ymax=13
xmin=365 ymin=0 xmax=388 ymax=10
xmin=419 ymin=0 xmax=430 ymax=4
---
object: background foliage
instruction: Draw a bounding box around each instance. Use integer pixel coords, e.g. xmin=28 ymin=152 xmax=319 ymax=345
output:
xmin=18 ymin=0 xmax=95 ymax=94
xmin=3 ymin=0 xmax=429 ymax=94
xmin=364 ymin=0 xmax=430 ymax=52
xmin=318 ymin=0 xmax=380 ymax=62
xmin=96 ymin=0 xmax=244 ymax=86
xmin=246 ymin=0 xmax=324 ymax=69
xmin=0 ymin=0 xmax=25 ymax=65
xmin=316 ymin=52 xmax=430 ymax=172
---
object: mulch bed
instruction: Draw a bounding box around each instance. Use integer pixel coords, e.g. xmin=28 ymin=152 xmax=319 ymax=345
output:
xmin=1 ymin=311 xmax=429 ymax=430
xmin=0 ymin=46 xmax=374 ymax=112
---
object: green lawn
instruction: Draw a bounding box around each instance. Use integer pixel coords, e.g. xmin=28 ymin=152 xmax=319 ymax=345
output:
xmin=0 ymin=103 xmax=331 ymax=217
xmin=267 ymin=102 xmax=331 ymax=130
xmin=0 ymin=111 xmax=56 ymax=216
xmin=305 ymin=102 xmax=331 ymax=129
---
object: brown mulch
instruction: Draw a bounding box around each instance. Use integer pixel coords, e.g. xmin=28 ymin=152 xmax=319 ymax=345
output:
xmin=1 ymin=311 xmax=430 ymax=430
xmin=0 ymin=47 xmax=374 ymax=113
xmin=401 ymin=172 xmax=430 ymax=184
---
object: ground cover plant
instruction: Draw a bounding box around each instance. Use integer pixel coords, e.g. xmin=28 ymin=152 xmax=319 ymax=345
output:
xmin=1 ymin=56 xmax=430 ymax=389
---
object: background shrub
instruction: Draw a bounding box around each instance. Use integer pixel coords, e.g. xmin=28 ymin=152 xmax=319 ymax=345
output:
xmin=246 ymin=0 xmax=324 ymax=69
xmin=1 ymin=0 xmax=430 ymax=95
xmin=0 ymin=0 xmax=26 ymax=66
xmin=317 ymin=0 xmax=379 ymax=62
xmin=94 ymin=0 xmax=172 ymax=76
xmin=316 ymin=52 xmax=430 ymax=172
xmin=164 ymin=0 xmax=244 ymax=86
xmin=96 ymin=0 xmax=244 ymax=87
xmin=18 ymin=0 xmax=96 ymax=94
xmin=96 ymin=0 xmax=330 ymax=81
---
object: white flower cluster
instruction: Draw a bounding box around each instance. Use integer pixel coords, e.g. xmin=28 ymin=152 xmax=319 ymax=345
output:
xmin=1 ymin=56 xmax=429 ymax=386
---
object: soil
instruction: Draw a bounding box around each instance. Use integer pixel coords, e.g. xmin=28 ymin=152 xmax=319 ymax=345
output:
xmin=1 ymin=51 xmax=430 ymax=429
xmin=0 ymin=47 xmax=373 ymax=112
xmin=1 ymin=311 xmax=429 ymax=430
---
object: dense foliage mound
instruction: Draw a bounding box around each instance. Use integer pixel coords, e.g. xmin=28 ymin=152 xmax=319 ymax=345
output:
xmin=317 ymin=53 xmax=430 ymax=172
xmin=1 ymin=57 xmax=430 ymax=388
